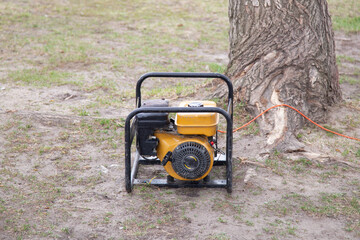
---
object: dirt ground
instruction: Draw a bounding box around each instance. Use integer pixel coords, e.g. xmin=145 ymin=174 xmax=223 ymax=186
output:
xmin=0 ymin=1 xmax=359 ymax=240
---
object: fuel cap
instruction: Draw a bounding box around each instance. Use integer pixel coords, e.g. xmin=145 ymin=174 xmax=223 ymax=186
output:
xmin=188 ymin=102 xmax=204 ymax=107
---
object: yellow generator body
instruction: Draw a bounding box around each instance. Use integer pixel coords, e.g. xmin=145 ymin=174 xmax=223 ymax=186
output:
xmin=176 ymin=101 xmax=219 ymax=136
xmin=153 ymin=100 xmax=218 ymax=181
xmin=154 ymin=131 xmax=214 ymax=181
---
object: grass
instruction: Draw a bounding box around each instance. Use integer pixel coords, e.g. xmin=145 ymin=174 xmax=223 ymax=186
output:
xmin=121 ymin=190 xmax=183 ymax=238
xmin=208 ymin=63 xmax=226 ymax=74
xmin=340 ymin=75 xmax=360 ymax=85
xmin=78 ymin=109 xmax=90 ymax=116
xmin=301 ymin=192 xmax=360 ymax=230
xmin=209 ymin=233 xmax=230 ymax=240
xmin=265 ymin=191 xmax=360 ymax=235
xmin=328 ymin=0 xmax=360 ymax=33
xmin=323 ymin=125 xmax=343 ymax=137
xmin=262 ymin=219 xmax=297 ymax=238
xmin=144 ymin=82 xmax=198 ymax=99
xmin=332 ymin=16 xmax=360 ymax=33
xmin=291 ymin=158 xmax=313 ymax=174
xmin=337 ymin=55 xmax=357 ymax=63
xmin=1 ymin=0 xmax=357 ymax=112
xmin=7 ymin=69 xmax=76 ymax=87
xmin=340 ymin=114 xmax=360 ymax=128
xmin=0 ymin=0 xmax=229 ymax=112
xmin=337 ymin=54 xmax=360 ymax=88
xmin=3 ymin=0 xmax=227 ymax=57
xmin=0 ymin=167 xmax=64 ymax=239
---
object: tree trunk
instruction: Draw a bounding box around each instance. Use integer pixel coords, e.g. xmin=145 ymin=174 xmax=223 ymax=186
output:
xmin=216 ymin=0 xmax=342 ymax=151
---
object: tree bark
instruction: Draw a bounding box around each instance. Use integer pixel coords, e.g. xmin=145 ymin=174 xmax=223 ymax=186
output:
xmin=216 ymin=0 xmax=342 ymax=151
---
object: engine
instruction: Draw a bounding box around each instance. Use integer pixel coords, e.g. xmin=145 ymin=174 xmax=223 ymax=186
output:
xmin=136 ymin=99 xmax=219 ymax=181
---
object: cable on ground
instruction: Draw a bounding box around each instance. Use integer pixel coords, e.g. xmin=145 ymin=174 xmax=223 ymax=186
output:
xmin=217 ymin=104 xmax=360 ymax=142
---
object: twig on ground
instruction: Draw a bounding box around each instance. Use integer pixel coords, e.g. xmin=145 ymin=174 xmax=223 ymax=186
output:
xmin=237 ymin=157 xmax=269 ymax=169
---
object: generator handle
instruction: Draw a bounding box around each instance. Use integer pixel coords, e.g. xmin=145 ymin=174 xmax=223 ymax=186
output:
xmin=135 ymin=72 xmax=233 ymax=117
xmin=125 ymin=107 xmax=233 ymax=193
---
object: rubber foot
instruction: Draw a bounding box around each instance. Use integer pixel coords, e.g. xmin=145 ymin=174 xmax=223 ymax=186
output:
xmin=167 ymin=175 xmax=175 ymax=183
xmin=203 ymin=175 xmax=211 ymax=183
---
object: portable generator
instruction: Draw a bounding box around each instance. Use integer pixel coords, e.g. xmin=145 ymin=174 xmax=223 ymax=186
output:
xmin=124 ymin=72 xmax=233 ymax=193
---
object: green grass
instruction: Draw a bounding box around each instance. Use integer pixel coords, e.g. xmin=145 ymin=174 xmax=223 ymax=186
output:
xmin=328 ymin=0 xmax=360 ymax=33
xmin=262 ymin=219 xmax=298 ymax=238
xmin=0 ymin=0 xmax=228 ymax=93
xmin=0 ymin=167 xmax=64 ymax=239
xmin=356 ymin=149 xmax=360 ymax=158
xmin=340 ymin=75 xmax=360 ymax=85
xmin=291 ymin=158 xmax=312 ymax=174
xmin=209 ymin=233 xmax=230 ymax=240
xmin=143 ymin=82 xmax=198 ymax=99
xmin=333 ymin=16 xmax=360 ymax=33
xmin=7 ymin=69 xmax=77 ymax=87
xmin=78 ymin=109 xmax=90 ymax=116
xmin=266 ymin=192 xmax=360 ymax=234
xmin=304 ymin=192 xmax=360 ymax=220
xmin=208 ymin=63 xmax=226 ymax=74
xmin=337 ymin=55 xmax=357 ymax=63
xmin=323 ymin=125 xmax=343 ymax=137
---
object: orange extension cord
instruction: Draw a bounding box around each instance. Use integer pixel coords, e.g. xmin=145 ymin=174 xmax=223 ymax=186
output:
xmin=217 ymin=104 xmax=360 ymax=142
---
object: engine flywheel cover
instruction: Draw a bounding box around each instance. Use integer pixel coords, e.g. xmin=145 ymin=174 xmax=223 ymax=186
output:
xmin=171 ymin=141 xmax=211 ymax=180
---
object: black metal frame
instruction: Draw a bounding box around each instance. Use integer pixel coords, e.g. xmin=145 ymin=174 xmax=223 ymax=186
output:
xmin=125 ymin=72 xmax=233 ymax=193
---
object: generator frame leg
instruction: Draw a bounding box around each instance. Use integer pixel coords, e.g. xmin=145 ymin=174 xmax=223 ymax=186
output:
xmin=125 ymin=107 xmax=233 ymax=193
xmin=128 ymin=151 xmax=229 ymax=189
